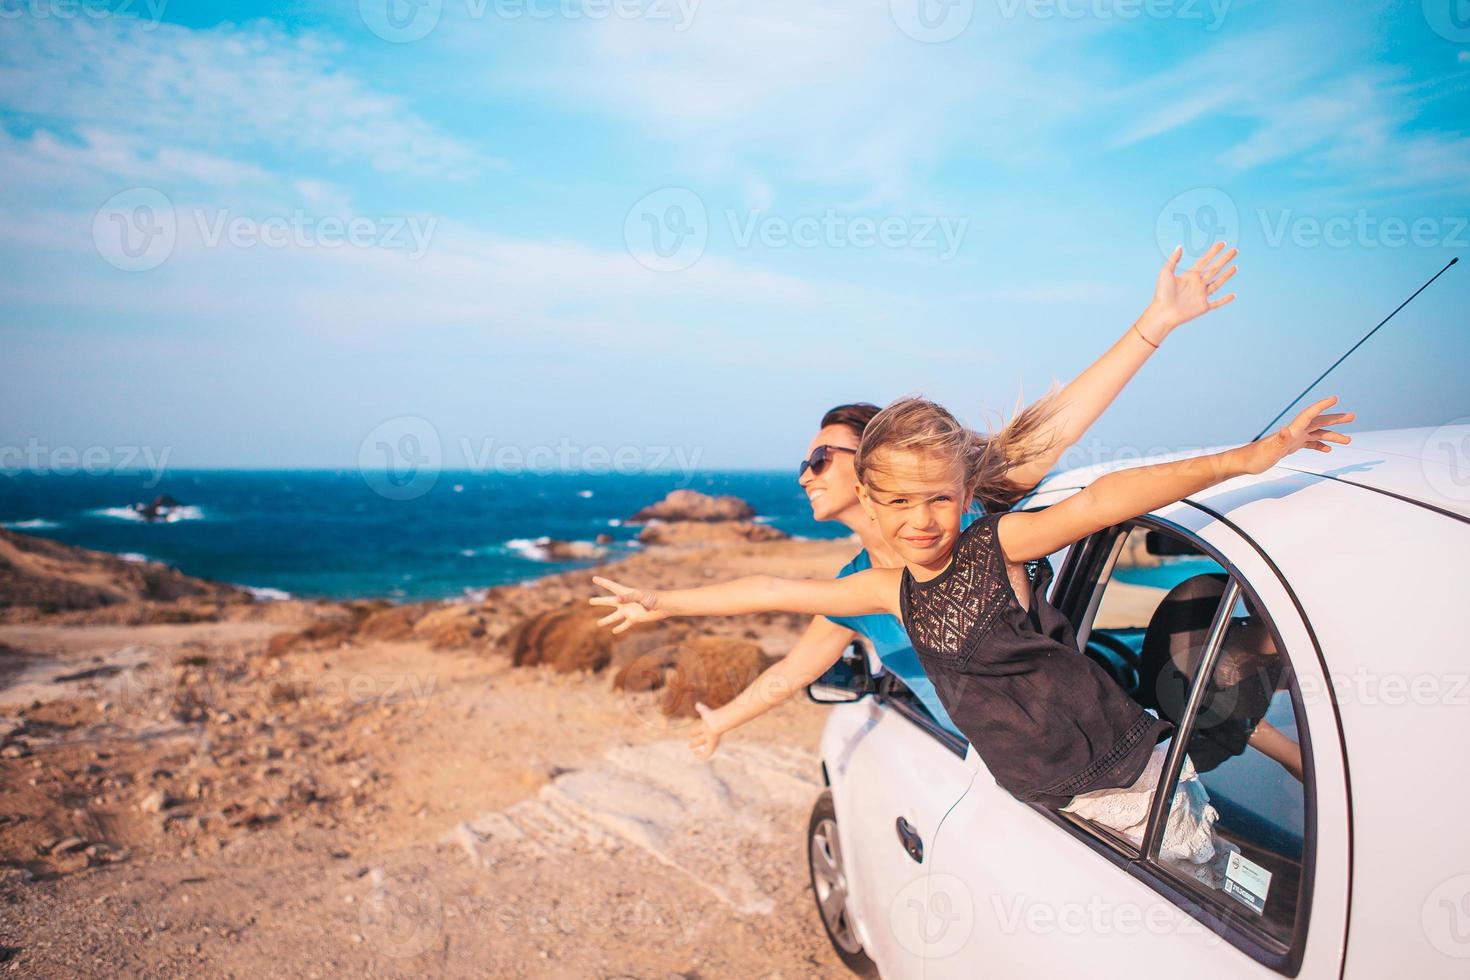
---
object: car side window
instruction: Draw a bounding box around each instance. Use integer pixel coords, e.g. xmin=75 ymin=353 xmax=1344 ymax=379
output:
xmin=1151 ymin=589 xmax=1307 ymax=947
xmin=1055 ymin=520 xmax=1313 ymax=959
xmin=1076 ymin=524 xmax=1228 ymax=714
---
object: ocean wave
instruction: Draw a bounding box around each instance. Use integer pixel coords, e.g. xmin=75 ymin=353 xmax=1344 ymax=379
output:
xmin=505 ymin=536 xmax=551 ymax=561
xmin=118 ymin=552 xmax=151 ymax=563
xmin=90 ymin=505 xmax=206 ymax=524
xmin=2 ymin=517 xmax=61 ymax=530
xmin=577 ymin=489 xmax=593 ymax=498
xmin=243 ymin=584 xmax=292 ymax=601
xmin=606 ymin=518 xmax=623 ymax=527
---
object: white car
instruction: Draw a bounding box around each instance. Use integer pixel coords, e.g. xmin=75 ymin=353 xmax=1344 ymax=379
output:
xmin=805 ymin=425 xmax=1470 ymax=978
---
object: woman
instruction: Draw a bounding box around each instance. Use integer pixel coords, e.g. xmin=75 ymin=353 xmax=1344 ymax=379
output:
xmin=683 ymin=241 xmax=1240 ymax=757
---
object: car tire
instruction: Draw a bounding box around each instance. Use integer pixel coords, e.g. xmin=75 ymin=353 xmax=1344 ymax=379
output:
xmin=807 ymin=790 xmax=879 ymax=977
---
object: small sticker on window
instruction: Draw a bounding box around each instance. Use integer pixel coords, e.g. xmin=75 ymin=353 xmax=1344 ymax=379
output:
xmin=1223 ymin=852 xmax=1272 ymax=915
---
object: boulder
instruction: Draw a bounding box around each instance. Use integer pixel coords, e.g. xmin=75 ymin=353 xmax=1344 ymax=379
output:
xmin=504 ymin=606 xmax=616 ymax=673
xmin=541 ymin=540 xmax=608 ymax=562
xmin=630 ymin=490 xmax=754 ymax=523
xmin=637 ymin=521 xmax=787 ymax=546
xmin=614 ymin=636 xmax=773 ymax=719
xmin=355 ymin=604 xmax=423 ymax=642
xmin=411 ymin=605 xmax=488 ymax=650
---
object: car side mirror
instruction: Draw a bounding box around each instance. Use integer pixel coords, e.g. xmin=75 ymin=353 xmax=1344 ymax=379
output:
xmin=807 ymin=639 xmax=877 ymax=703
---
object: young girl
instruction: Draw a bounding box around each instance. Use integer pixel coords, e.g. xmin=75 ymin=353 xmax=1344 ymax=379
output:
xmin=590 ymin=392 xmax=1353 ymax=884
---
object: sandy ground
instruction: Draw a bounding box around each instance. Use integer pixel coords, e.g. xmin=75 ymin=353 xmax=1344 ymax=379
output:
xmin=0 ymin=538 xmax=865 ymax=979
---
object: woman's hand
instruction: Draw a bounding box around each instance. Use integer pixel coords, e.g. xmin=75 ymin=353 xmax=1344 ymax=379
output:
xmin=1141 ymin=241 xmax=1239 ymax=342
xmin=687 ymin=701 xmax=726 ymax=759
xmin=1240 ymin=395 xmax=1355 ymax=475
xmin=589 ymin=575 xmax=666 ymax=633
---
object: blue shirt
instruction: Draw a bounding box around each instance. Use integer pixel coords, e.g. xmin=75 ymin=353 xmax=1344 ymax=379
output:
xmin=825 ymin=507 xmax=980 ymax=740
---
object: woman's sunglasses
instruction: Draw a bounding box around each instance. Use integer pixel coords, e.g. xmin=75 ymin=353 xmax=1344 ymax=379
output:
xmin=798 ymin=444 xmax=857 ymax=479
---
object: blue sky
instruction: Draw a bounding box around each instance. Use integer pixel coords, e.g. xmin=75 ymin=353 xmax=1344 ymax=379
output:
xmin=1 ymin=0 xmax=1466 ymax=471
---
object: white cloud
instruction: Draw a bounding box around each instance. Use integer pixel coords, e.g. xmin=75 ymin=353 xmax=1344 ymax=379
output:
xmin=0 ymin=14 xmax=491 ymax=180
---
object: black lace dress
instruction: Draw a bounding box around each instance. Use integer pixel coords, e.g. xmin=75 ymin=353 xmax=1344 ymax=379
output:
xmin=899 ymin=512 xmax=1174 ymax=808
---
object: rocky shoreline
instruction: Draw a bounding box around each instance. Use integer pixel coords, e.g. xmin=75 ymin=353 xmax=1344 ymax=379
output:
xmin=0 ymin=492 xmax=862 ymax=977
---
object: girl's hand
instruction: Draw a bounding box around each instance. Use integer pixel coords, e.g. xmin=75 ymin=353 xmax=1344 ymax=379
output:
xmin=1241 ymin=395 xmax=1355 ymax=475
xmin=589 ymin=575 xmax=665 ymax=633
xmin=1142 ymin=241 xmax=1239 ymax=341
xmin=687 ymin=701 xmax=724 ymax=759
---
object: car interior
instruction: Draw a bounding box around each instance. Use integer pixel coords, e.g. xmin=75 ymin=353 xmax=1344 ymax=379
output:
xmin=1063 ymin=521 xmax=1310 ymax=953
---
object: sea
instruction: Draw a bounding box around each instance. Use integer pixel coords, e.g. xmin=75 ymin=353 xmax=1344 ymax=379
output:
xmin=0 ymin=470 xmax=852 ymax=602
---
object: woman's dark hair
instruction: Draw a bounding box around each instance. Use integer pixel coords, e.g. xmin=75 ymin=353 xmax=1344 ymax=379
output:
xmin=820 ymin=402 xmax=882 ymax=439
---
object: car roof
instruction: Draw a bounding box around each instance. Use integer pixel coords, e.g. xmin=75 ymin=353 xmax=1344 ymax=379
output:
xmin=1032 ymin=425 xmax=1470 ymax=523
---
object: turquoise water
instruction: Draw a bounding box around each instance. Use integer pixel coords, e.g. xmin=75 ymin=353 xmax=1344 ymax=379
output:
xmin=1111 ymin=557 xmax=1225 ymax=592
xmin=0 ymin=470 xmax=851 ymax=602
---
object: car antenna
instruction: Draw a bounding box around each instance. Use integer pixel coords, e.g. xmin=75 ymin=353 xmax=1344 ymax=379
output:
xmin=1253 ymin=256 xmax=1460 ymax=440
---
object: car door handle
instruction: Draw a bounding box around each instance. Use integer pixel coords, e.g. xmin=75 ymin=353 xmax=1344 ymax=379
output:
xmin=895 ymin=816 xmax=924 ymax=864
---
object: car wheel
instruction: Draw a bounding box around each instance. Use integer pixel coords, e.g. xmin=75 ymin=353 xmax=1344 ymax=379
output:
xmin=807 ymin=790 xmax=878 ymax=977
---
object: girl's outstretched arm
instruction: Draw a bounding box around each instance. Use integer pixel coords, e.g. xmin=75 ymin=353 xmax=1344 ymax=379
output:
xmin=1001 ymin=242 xmax=1241 ymax=491
xmin=589 ymin=567 xmax=900 ymax=633
xmin=997 ymin=395 xmax=1354 ymax=562
xmin=687 ymin=615 xmax=858 ymax=759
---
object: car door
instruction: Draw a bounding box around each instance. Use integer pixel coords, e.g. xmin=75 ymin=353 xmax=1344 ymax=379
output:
xmin=919 ymin=499 xmax=1350 ymax=979
xmin=820 ymin=650 xmax=978 ymax=977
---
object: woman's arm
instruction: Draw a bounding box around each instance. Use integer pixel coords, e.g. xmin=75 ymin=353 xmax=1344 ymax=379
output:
xmin=687 ymin=615 xmax=858 ymax=759
xmin=1001 ymin=242 xmax=1240 ymax=490
xmin=1248 ymin=719 xmax=1304 ymax=782
xmin=997 ymin=395 xmax=1354 ymax=562
xmin=590 ymin=567 xmax=900 ymax=633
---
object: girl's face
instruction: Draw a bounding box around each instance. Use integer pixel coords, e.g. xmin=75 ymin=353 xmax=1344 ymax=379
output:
xmin=856 ymin=449 xmax=971 ymax=572
xmin=798 ymin=424 xmax=864 ymax=522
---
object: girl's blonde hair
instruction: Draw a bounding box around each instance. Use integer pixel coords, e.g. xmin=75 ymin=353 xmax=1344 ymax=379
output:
xmin=854 ymin=393 xmax=1062 ymax=513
